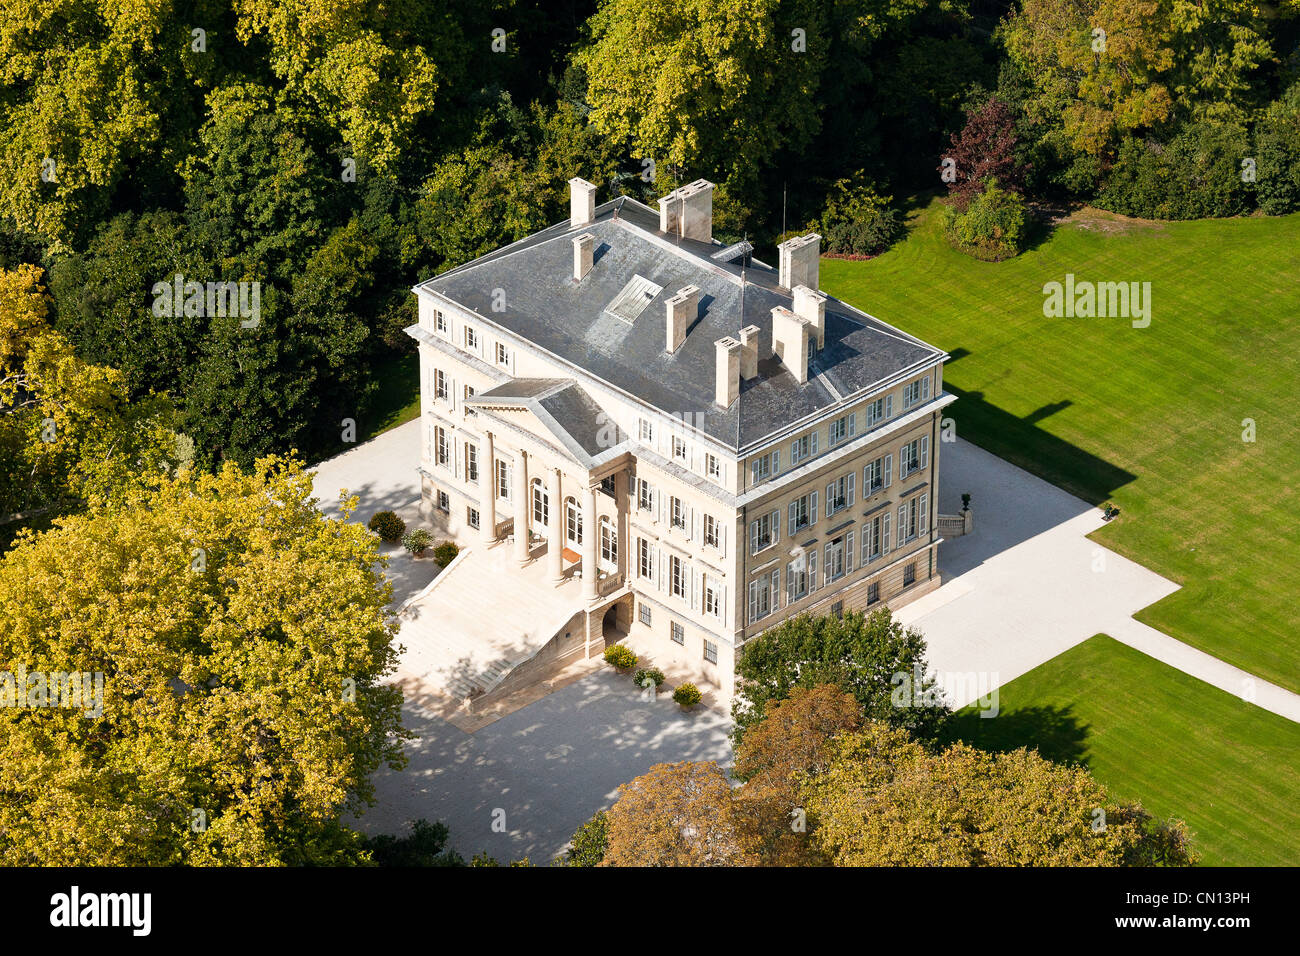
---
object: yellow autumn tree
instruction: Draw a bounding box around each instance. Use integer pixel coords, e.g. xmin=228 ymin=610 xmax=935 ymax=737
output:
xmin=0 ymin=455 xmax=409 ymax=865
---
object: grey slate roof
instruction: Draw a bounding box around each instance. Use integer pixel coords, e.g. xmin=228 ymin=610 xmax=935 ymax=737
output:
xmin=467 ymin=379 xmax=628 ymax=468
xmin=417 ymin=197 xmax=943 ymax=450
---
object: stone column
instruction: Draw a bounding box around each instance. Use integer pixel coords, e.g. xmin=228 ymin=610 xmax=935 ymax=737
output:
xmin=548 ymin=467 xmax=564 ymax=583
xmin=582 ymin=485 xmax=599 ymax=601
xmin=513 ymin=449 xmax=530 ymax=565
xmin=480 ymin=430 xmax=497 ymax=545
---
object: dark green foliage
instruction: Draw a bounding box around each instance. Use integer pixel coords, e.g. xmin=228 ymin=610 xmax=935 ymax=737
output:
xmin=733 ymin=607 xmax=949 ymax=748
xmin=816 ymin=178 xmax=903 ymax=257
xmin=1255 ymin=83 xmax=1300 ymax=216
xmin=563 ymin=810 xmax=609 ymax=867
xmin=363 ymin=819 xmax=465 ymax=867
xmin=633 ymin=667 xmax=666 ymax=689
xmin=432 ymin=541 xmax=459 ymax=567
xmin=368 ymin=511 xmax=405 ymax=543
xmin=1098 ymin=122 xmax=1252 ymax=220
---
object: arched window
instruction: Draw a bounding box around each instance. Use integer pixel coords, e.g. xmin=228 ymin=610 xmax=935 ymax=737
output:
xmin=532 ymin=479 xmax=548 ymax=527
xmin=566 ymin=498 xmax=582 ymax=545
xmin=600 ymin=518 xmax=617 ymax=568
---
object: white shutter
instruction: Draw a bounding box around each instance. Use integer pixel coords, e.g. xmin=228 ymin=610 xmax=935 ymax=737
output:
xmin=825 ymin=483 xmax=833 ymax=517
xmin=771 ymin=509 xmax=780 ymax=540
xmin=772 ymin=449 xmax=780 ymax=474
xmin=809 ymin=551 xmax=818 ymax=591
xmin=750 ymin=519 xmax=759 ymax=554
xmin=921 ymin=376 xmax=931 ymax=400
xmin=848 ymin=413 xmax=856 ymax=437
xmin=810 ymin=431 xmax=818 ymax=455
xmin=791 ymin=439 xmax=799 ymax=463
xmin=824 ymin=543 xmax=832 ymax=586
xmin=748 ymin=581 xmax=757 ymax=623
xmin=771 ymin=569 xmax=781 ymax=609
xmin=789 ymin=501 xmax=797 ymax=535
xmin=899 ymin=505 xmax=907 ymax=543
xmin=810 ymin=490 xmax=818 ymax=526
xmin=883 ymin=513 xmax=891 ymax=553
xmin=847 ymin=472 xmax=856 ymax=506
xmin=920 ymin=435 xmax=929 ymax=470
xmin=846 ymin=531 xmax=855 ymax=572
xmin=919 ymin=494 xmax=929 ymax=536
xmin=786 ymin=562 xmax=795 ymax=603
xmin=885 ymin=395 xmax=893 ymax=418
xmin=885 ymin=454 xmax=893 ymax=488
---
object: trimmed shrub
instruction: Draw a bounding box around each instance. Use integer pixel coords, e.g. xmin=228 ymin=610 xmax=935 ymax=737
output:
xmin=815 ymin=177 xmax=903 ymax=257
xmin=368 ymin=510 xmax=406 ymax=543
xmin=1098 ymin=121 xmax=1250 ymax=220
xmin=633 ymin=667 xmax=666 ymax=689
xmin=942 ymin=179 xmax=1027 ymax=261
xmin=402 ymin=528 xmax=433 ymax=555
xmin=432 ymin=541 xmax=459 ymax=567
xmin=673 ymin=683 xmax=703 ymax=708
xmin=603 ymin=644 xmax=638 ymax=670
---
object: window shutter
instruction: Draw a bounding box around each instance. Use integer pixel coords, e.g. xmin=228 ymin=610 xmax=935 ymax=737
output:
xmin=848 ymin=413 xmax=856 ymax=437
xmin=898 ymin=505 xmax=907 ymax=542
xmin=771 ymin=509 xmax=780 ymax=540
xmin=885 ymin=454 xmax=893 ymax=488
xmin=847 ymin=472 xmax=856 ymax=506
xmin=810 ymin=431 xmax=818 ymax=455
xmin=883 ymin=513 xmax=891 ymax=553
xmin=772 ymin=450 xmax=780 ymax=474
xmin=750 ymin=519 xmax=759 ymax=554
xmin=825 ymin=484 xmax=833 ymax=517
xmin=809 ymin=551 xmax=818 ymax=591
xmin=656 ymin=548 xmax=664 ymax=591
xmin=788 ymin=502 xmax=797 ymax=535
xmin=791 ymin=439 xmax=799 ymax=463
xmin=920 ymin=435 xmax=929 ymax=470
xmin=861 ymin=524 xmax=870 ymax=563
xmin=771 ymin=569 xmax=781 ymax=609
xmin=748 ymin=582 xmax=757 ymax=624
xmin=885 ymin=395 xmax=893 ymax=418
xmin=846 ymin=531 xmax=855 ymax=572
xmin=810 ymin=491 xmax=818 ymax=526
xmin=824 ymin=543 xmax=832 ymax=586
xmin=919 ymin=494 xmax=929 ymax=536
xmin=921 ymin=376 xmax=931 ymax=400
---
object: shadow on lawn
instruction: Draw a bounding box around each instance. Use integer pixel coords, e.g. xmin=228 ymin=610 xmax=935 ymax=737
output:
xmin=943 ymin=703 xmax=1091 ymax=768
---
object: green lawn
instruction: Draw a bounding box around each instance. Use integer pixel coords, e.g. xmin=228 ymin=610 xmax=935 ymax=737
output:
xmin=821 ymin=198 xmax=1300 ymax=693
xmin=943 ymin=635 xmax=1300 ymax=866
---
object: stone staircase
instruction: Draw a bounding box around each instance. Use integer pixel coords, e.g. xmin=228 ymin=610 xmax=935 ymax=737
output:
xmin=394 ymin=542 xmax=588 ymax=705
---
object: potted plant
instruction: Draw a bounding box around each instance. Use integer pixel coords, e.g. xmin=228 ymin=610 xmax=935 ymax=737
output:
xmin=633 ymin=667 xmax=665 ymax=691
xmin=368 ymin=510 xmax=406 ymax=543
xmin=402 ymin=528 xmax=433 ymax=557
xmin=432 ymin=541 xmax=460 ymax=568
xmin=961 ymin=493 xmax=971 ymax=512
xmin=603 ymin=644 xmax=638 ymax=672
xmin=672 ymin=683 xmax=702 ymax=711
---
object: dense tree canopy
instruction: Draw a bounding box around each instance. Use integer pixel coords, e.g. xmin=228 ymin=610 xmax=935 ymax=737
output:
xmin=0 ymin=456 xmax=408 ymax=864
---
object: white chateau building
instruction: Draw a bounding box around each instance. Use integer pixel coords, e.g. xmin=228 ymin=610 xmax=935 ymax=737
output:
xmin=406 ymin=177 xmax=955 ymax=705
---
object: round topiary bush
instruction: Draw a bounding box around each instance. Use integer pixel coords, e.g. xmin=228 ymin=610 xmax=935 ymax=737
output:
xmin=368 ymin=510 xmax=406 ymax=543
xmin=402 ymin=528 xmax=433 ymax=556
xmin=672 ymin=683 xmax=702 ymax=708
xmin=942 ymin=179 xmax=1027 ymax=261
xmin=432 ymin=541 xmax=460 ymax=567
xmin=603 ymin=644 xmax=638 ymax=671
xmin=633 ymin=667 xmax=665 ymax=690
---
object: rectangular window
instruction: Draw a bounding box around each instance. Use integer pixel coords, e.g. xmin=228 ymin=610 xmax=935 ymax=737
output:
xmin=495 ymin=342 xmax=511 ymax=367
xmin=864 ymin=456 xmax=886 ymax=495
xmin=867 ymin=581 xmax=880 ymax=604
xmin=670 ymin=496 xmax=687 ymax=531
xmin=434 ymin=310 xmax=448 ymax=334
xmin=789 ymin=491 xmax=817 ymax=534
xmin=899 ymin=437 xmax=928 ymax=479
xmin=436 ymin=491 xmax=449 ymax=513
xmin=672 ymin=436 xmax=688 ymax=462
xmin=749 ymin=510 xmax=778 ymax=554
xmin=705 ymin=453 xmax=722 ymax=482
xmin=864 ymin=397 xmax=884 ymax=427
xmin=787 ymin=554 xmax=808 ymax=602
xmin=670 ymin=555 xmax=686 ymax=599
xmin=464 ymin=325 xmax=478 ymax=350
xmin=862 ymin=515 xmax=883 ymax=563
xmin=671 ymin=621 xmax=685 ymax=645
xmin=828 ymin=413 xmax=855 ymax=447
xmin=637 ymin=478 xmax=656 ymax=512
xmin=601 ymin=521 xmax=617 ymax=564
xmin=639 ymin=603 xmax=652 ymax=626
xmin=750 ymin=454 xmax=771 ymax=485
xmin=496 ymin=460 xmax=511 ymax=501
xmin=704 ymin=514 xmax=720 ymax=549
xmin=465 ymin=443 xmax=479 ymax=483
xmin=600 ymin=474 xmax=616 ymax=496
xmin=435 ymin=427 xmax=450 ymax=467
xmin=824 ymin=535 xmax=846 ymax=583
xmin=703 ymin=639 xmax=718 ymax=664
xmin=703 ymin=576 xmax=720 ymax=618
xmin=638 ymin=419 xmax=654 ymax=443
xmin=464 ymin=384 xmax=475 ymax=403
xmin=904 ymin=562 xmax=917 ymax=587
xmin=825 ymin=473 xmax=854 ymax=516
xmin=789 ymin=432 xmax=817 ymax=464
xmin=748 ymin=576 xmax=772 ymax=623
xmin=903 ymin=377 xmax=931 ymax=410
xmin=434 ymin=369 xmax=449 ymax=401
xmin=638 ymin=538 xmax=655 ymax=580
xmin=831 ymin=601 xmax=844 ymax=619
xmin=468 ymin=507 xmax=480 ymax=530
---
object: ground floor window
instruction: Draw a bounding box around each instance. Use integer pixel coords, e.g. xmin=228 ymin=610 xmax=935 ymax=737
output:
xmin=748 ymin=570 xmax=778 ymax=623
xmin=787 ymin=555 xmax=808 ymax=603
xmin=904 ymin=562 xmax=916 ymax=587
xmin=831 ymin=601 xmax=844 ymax=619
xmin=532 ymin=479 xmax=548 ymax=527
xmin=639 ymin=603 xmax=652 ymax=626
xmin=436 ymin=491 xmax=449 ymax=513
xmin=671 ymin=621 xmax=685 ymax=644
xmin=867 ymin=580 xmax=880 ymax=605
xmin=703 ymin=639 xmax=718 ymax=664
xmin=468 ymin=507 xmax=480 ymax=529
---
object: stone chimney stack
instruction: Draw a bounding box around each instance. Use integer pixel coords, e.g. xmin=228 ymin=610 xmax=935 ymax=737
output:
xmin=792 ymin=285 xmax=826 ymax=350
xmin=573 ymin=233 xmax=594 ymax=281
xmin=658 ymin=179 xmax=714 ymax=242
xmin=778 ymin=233 xmax=821 ymax=291
xmin=714 ymin=336 xmax=741 ymax=408
xmin=770 ymin=306 xmax=811 ymax=385
xmin=738 ymin=324 xmax=760 ymax=380
xmin=569 ymin=177 xmax=597 ymax=228
xmin=665 ymin=285 xmax=700 ymax=353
